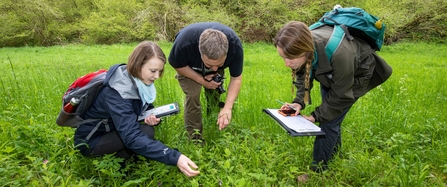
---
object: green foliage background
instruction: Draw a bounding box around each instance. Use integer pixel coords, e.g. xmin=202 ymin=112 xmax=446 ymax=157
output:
xmin=1 ymin=0 xmax=447 ymax=47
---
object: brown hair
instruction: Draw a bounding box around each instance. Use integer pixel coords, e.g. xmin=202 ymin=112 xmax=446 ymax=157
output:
xmin=127 ymin=41 xmax=166 ymax=79
xmin=274 ymin=21 xmax=314 ymax=103
xmin=199 ymin=28 xmax=228 ymax=60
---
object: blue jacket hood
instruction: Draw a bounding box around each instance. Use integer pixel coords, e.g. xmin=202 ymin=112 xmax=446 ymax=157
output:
xmin=104 ymin=64 xmax=139 ymax=100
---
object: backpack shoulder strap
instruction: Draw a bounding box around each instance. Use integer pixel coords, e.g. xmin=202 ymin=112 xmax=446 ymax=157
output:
xmin=85 ymin=119 xmax=109 ymax=140
xmin=309 ymin=22 xmax=324 ymax=30
xmin=325 ymin=25 xmax=345 ymax=62
xmin=311 ymin=24 xmax=353 ymax=63
xmin=310 ymin=40 xmax=333 ymax=79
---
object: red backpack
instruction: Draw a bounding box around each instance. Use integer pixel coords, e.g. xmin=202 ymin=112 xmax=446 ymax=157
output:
xmin=56 ymin=69 xmax=109 ymax=139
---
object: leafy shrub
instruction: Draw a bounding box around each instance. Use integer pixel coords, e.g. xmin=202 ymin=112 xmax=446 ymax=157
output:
xmin=139 ymin=0 xmax=188 ymax=41
xmin=0 ymin=0 xmax=446 ymax=46
xmin=80 ymin=0 xmax=151 ymax=44
xmin=0 ymin=0 xmax=63 ymax=46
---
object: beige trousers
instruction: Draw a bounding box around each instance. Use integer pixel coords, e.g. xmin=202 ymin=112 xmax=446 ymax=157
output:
xmin=175 ymin=69 xmax=224 ymax=139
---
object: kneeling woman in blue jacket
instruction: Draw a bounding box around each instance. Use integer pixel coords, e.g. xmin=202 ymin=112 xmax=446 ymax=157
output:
xmin=74 ymin=41 xmax=200 ymax=177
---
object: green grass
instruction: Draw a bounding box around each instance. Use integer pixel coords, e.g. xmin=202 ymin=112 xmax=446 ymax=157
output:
xmin=1 ymin=41 xmax=446 ymax=186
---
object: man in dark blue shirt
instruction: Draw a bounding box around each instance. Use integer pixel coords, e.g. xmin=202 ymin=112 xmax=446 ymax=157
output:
xmin=168 ymin=22 xmax=244 ymax=142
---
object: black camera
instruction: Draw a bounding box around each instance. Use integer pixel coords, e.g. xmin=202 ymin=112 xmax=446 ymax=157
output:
xmin=211 ymin=74 xmax=225 ymax=94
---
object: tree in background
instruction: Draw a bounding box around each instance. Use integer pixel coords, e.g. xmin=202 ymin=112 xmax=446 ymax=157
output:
xmin=0 ymin=0 xmax=446 ymax=47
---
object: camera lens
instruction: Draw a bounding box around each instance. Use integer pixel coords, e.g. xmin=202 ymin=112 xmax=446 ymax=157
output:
xmin=211 ymin=74 xmax=225 ymax=94
xmin=217 ymin=85 xmax=225 ymax=94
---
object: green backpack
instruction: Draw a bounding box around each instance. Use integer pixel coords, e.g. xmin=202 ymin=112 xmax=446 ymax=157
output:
xmin=309 ymin=6 xmax=386 ymax=63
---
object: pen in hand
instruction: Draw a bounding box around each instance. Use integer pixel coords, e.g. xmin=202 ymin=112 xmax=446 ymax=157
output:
xmin=276 ymin=100 xmax=297 ymax=110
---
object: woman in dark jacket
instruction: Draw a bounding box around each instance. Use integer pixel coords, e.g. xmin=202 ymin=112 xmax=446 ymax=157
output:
xmin=74 ymin=41 xmax=200 ymax=177
xmin=274 ymin=21 xmax=392 ymax=176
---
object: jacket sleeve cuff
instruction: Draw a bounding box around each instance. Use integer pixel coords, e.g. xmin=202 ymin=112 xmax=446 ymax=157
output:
xmin=292 ymin=99 xmax=305 ymax=110
xmin=165 ymin=148 xmax=182 ymax=166
xmin=311 ymin=111 xmax=318 ymax=123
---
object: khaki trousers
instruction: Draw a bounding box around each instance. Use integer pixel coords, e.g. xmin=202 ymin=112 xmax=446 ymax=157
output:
xmin=175 ymin=69 xmax=224 ymax=139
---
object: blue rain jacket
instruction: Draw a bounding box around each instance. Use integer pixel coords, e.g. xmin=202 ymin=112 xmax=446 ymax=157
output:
xmin=74 ymin=64 xmax=180 ymax=166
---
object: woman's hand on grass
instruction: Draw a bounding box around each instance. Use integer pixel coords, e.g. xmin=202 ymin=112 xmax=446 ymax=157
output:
xmin=177 ymin=154 xmax=200 ymax=177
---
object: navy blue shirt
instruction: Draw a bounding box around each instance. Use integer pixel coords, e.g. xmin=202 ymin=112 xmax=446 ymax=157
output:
xmin=168 ymin=22 xmax=244 ymax=77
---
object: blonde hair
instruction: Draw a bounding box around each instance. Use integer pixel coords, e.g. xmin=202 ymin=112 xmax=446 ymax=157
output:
xmin=199 ymin=28 xmax=228 ymax=60
xmin=274 ymin=21 xmax=314 ymax=104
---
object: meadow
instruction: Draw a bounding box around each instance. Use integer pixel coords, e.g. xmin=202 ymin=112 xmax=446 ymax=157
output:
xmin=0 ymin=41 xmax=446 ymax=186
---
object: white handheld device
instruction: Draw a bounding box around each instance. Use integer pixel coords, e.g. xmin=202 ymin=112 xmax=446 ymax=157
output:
xmin=137 ymin=102 xmax=180 ymax=121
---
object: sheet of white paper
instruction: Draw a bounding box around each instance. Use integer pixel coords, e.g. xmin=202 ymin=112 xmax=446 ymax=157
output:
xmin=266 ymin=109 xmax=321 ymax=133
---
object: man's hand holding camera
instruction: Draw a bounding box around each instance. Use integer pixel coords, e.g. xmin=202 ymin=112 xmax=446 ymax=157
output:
xmin=203 ymin=74 xmax=226 ymax=94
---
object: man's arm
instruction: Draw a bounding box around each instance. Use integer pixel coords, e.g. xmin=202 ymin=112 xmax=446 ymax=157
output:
xmin=223 ymin=75 xmax=242 ymax=111
xmin=217 ymin=74 xmax=242 ymax=130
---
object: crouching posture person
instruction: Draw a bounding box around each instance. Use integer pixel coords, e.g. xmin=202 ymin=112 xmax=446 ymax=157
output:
xmin=74 ymin=41 xmax=200 ymax=177
xmin=274 ymin=21 xmax=392 ymax=180
xmin=168 ymin=22 xmax=244 ymax=142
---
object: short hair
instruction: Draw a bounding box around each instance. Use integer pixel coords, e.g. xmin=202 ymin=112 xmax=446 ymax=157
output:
xmin=199 ymin=29 xmax=228 ymax=60
xmin=127 ymin=41 xmax=166 ymax=79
